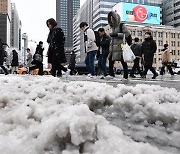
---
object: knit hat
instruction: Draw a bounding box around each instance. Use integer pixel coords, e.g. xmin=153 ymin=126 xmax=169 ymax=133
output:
xmin=39 ymin=41 xmax=43 ymax=45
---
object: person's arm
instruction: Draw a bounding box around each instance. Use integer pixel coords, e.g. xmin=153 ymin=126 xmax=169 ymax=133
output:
xmin=99 ymin=35 xmax=111 ymax=47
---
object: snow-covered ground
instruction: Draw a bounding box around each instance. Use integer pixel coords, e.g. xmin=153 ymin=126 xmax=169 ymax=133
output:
xmin=0 ymin=75 xmax=180 ymax=154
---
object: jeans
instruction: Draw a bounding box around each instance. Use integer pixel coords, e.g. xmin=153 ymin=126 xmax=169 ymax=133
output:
xmin=85 ymin=50 xmax=96 ymax=76
xmin=130 ymin=57 xmax=142 ymax=76
xmin=98 ymin=54 xmax=107 ymax=76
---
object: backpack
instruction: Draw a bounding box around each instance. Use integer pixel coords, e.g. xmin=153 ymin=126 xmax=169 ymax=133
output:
xmin=93 ymin=30 xmax=101 ymax=47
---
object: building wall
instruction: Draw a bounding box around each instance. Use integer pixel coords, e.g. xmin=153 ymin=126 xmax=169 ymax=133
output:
xmin=11 ymin=3 xmax=21 ymax=50
xmin=56 ymin=0 xmax=80 ymax=48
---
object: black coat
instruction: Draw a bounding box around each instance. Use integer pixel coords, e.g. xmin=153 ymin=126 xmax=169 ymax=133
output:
xmin=97 ymin=34 xmax=111 ymax=58
xmin=142 ymin=37 xmax=157 ymax=65
xmin=131 ymin=43 xmax=142 ymax=57
xmin=47 ymin=26 xmax=66 ymax=64
xmin=11 ymin=50 xmax=18 ymax=66
xmin=32 ymin=45 xmax=44 ymax=64
xmin=68 ymin=52 xmax=76 ymax=69
xmin=0 ymin=39 xmax=5 ymax=65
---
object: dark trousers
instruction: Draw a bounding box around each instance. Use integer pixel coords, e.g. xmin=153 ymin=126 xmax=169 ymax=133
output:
xmin=130 ymin=57 xmax=142 ymax=76
xmin=109 ymin=53 xmax=128 ymax=79
xmin=98 ymin=54 xmax=108 ymax=76
xmin=160 ymin=63 xmax=174 ymax=75
xmin=30 ymin=62 xmax=43 ymax=75
xmin=143 ymin=63 xmax=157 ymax=76
xmin=85 ymin=51 xmax=96 ymax=76
xmin=51 ymin=60 xmax=67 ymax=77
xmin=0 ymin=65 xmax=8 ymax=75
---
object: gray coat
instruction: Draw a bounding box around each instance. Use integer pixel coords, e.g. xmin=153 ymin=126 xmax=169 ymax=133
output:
xmin=26 ymin=52 xmax=32 ymax=67
xmin=108 ymin=11 xmax=132 ymax=61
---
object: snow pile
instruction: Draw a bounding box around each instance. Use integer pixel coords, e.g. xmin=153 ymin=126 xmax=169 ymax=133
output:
xmin=0 ymin=75 xmax=179 ymax=154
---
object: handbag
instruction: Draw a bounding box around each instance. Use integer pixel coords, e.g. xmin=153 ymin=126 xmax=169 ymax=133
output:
xmin=122 ymin=35 xmax=136 ymax=62
xmin=34 ymin=53 xmax=43 ymax=63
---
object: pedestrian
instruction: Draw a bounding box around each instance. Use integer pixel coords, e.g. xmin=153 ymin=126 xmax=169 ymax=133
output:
xmin=11 ymin=49 xmax=19 ymax=74
xmin=0 ymin=38 xmax=9 ymax=75
xmin=107 ymin=11 xmax=132 ymax=79
xmin=141 ymin=31 xmax=158 ymax=79
xmin=80 ymin=22 xmax=98 ymax=79
xmin=129 ymin=37 xmax=143 ymax=78
xmin=160 ymin=44 xmax=174 ymax=75
xmin=68 ymin=50 xmax=76 ymax=75
xmin=46 ymin=18 xmax=69 ymax=77
xmin=26 ymin=48 xmax=33 ymax=73
xmin=97 ymin=28 xmax=111 ymax=79
xmin=30 ymin=41 xmax=44 ymax=75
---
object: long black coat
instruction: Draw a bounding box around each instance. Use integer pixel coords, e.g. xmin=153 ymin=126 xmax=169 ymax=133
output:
xmin=0 ymin=39 xmax=5 ymax=65
xmin=11 ymin=50 xmax=18 ymax=66
xmin=32 ymin=45 xmax=44 ymax=64
xmin=47 ymin=26 xmax=66 ymax=64
xmin=142 ymin=37 xmax=157 ymax=66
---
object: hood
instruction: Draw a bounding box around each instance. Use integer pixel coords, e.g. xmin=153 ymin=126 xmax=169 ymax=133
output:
xmin=108 ymin=11 xmax=121 ymax=27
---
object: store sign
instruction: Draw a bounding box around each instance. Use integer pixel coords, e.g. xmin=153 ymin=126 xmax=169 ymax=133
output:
xmin=113 ymin=2 xmax=160 ymax=24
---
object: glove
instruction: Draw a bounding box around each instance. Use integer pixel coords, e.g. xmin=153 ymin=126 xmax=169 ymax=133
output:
xmin=110 ymin=33 xmax=118 ymax=37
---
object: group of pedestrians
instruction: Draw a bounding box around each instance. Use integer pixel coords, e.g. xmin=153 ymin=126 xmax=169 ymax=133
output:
xmin=80 ymin=11 xmax=174 ymax=80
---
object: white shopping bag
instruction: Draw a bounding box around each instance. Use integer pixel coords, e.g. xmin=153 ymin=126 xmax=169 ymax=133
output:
xmin=122 ymin=43 xmax=136 ymax=62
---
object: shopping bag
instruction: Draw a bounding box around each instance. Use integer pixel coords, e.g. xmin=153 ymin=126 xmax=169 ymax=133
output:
xmin=122 ymin=43 xmax=136 ymax=62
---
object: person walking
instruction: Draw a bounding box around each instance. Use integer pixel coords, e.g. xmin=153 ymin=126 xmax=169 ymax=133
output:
xmin=46 ymin=18 xmax=68 ymax=77
xmin=80 ymin=22 xmax=98 ymax=79
xmin=141 ymin=31 xmax=158 ymax=79
xmin=26 ymin=48 xmax=33 ymax=73
xmin=0 ymin=38 xmax=9 ymax=75
xmin=30 ymin=41 xmax=44 ymax=75
xmin=160 ymin=44 xmax=174 ymax=75
xmin=107 ymin=11 xmax=132 ymax=79
xmin=11 ymin=49 xmax=19 ymax=74
xmin=129 ymin=37 xmax=143 ymax=78
xmin=97 ymin=28 xmax=111 ymax=79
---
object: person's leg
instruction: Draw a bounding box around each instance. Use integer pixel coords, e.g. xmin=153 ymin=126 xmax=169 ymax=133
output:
xmin=135 ymin=58 xmax=143 ymax=76
xmin=98 ymin=55 xmax=103 ymax=76
xmin=142 ymin=64 xmax=149 ymax=78
xmin=0 ymin=65 xmax=8 ymax=75
xmin=167 ymin=65 xmax=174 ymax=75
xmin=38 ymin=62 xmax=43 ymax=75
xmin=121 ymin=56 xmax=128 ymax=79
xmin=108 ymin=54 xmax=115 ymax=77
xmin=150 ymin=65 xmax=158 ymax=79
xmin=130 ymin=58 xmax=137 ymax=77
xmin=88 ymin=51 xmax=96 ymax=76
xmin=102 ymin=55 xmax=107 ymax=76
xmin=51 ymin=60 xmax=57 ymax=77
xmin=160 ymin=66 xmax=165 ymax=75
xmin=85 ymin=53 xmax=91 ymax=75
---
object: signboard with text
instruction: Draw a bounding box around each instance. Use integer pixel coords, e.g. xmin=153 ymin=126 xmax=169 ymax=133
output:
xmin=113 ymin=2 xmax=160 ymax=25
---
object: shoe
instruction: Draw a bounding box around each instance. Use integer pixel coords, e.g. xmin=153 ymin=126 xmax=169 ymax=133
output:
xmin=65 ymin=69 xmax=70 ymax=78
xmin=86 ymin=75 xmax=96 ymax=80
xmin=152 ymin=73 xmax=158 ymax=79
xmin=129 ymin=74 xmax=136 ymax=78
xmin=100 ymin=76 xmax=106 ymax=79
xmin=106 ymin=75 xmax=114 ymax=79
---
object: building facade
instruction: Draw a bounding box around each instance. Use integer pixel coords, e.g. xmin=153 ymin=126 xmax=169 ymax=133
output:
xmin=56 ymin=0 xmax=80 ymax=48
xmin=11 ymin=3 xmax=22 ymax=50
xmin=0 ymin=0 xmax=11 ymax=45
xmin=73 ymin=0 xmax=163 ymax=61
xmin=162 ymin=0 xmax=180 ymax=27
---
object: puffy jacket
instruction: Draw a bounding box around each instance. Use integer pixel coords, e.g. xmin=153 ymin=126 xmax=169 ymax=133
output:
xmin=162 ymin=48 xmax=171 ymax=63
xmin=83 ymin=26 xmax=98 ymax=52
xmin=108 ymin=11 xmax=132 ymax=54
xmin=131 ymin=43 xmax=142 ymax=57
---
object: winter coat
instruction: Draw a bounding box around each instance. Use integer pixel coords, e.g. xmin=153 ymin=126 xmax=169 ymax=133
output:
xmin=11 ymin=50 xmax=18 ymax=67
xmin=162 ymin=48 xmax=171 ymax=63
xmin=130 ymin=43 xmax=142 ymax=57
xmin=108 ymin=11 xmax=132 ymax=55
xmin=83 ymin=26 xmax=98 ymax=53
xmin=26 ymin=52 xmax=32 ymax=67
xmin=97 ymin=34 xmax=111 ymax=58
xmin=47 ymin=26 xmax=67 ymax=64
xmin=32 ymin=45 xmax=44 ymax=64
xmin=0 ymin=39 xmax=6 ymax=66
xmin=142 ymin=37 xmax=157 ymax=66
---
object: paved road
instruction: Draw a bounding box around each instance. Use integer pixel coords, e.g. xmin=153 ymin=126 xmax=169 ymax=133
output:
xmin=66 ymin=74 xmax=180 ymax=91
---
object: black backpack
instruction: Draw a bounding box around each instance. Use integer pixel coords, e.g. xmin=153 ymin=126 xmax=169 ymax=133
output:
xmin=93 ymin=30 xmax=101 ymax=47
